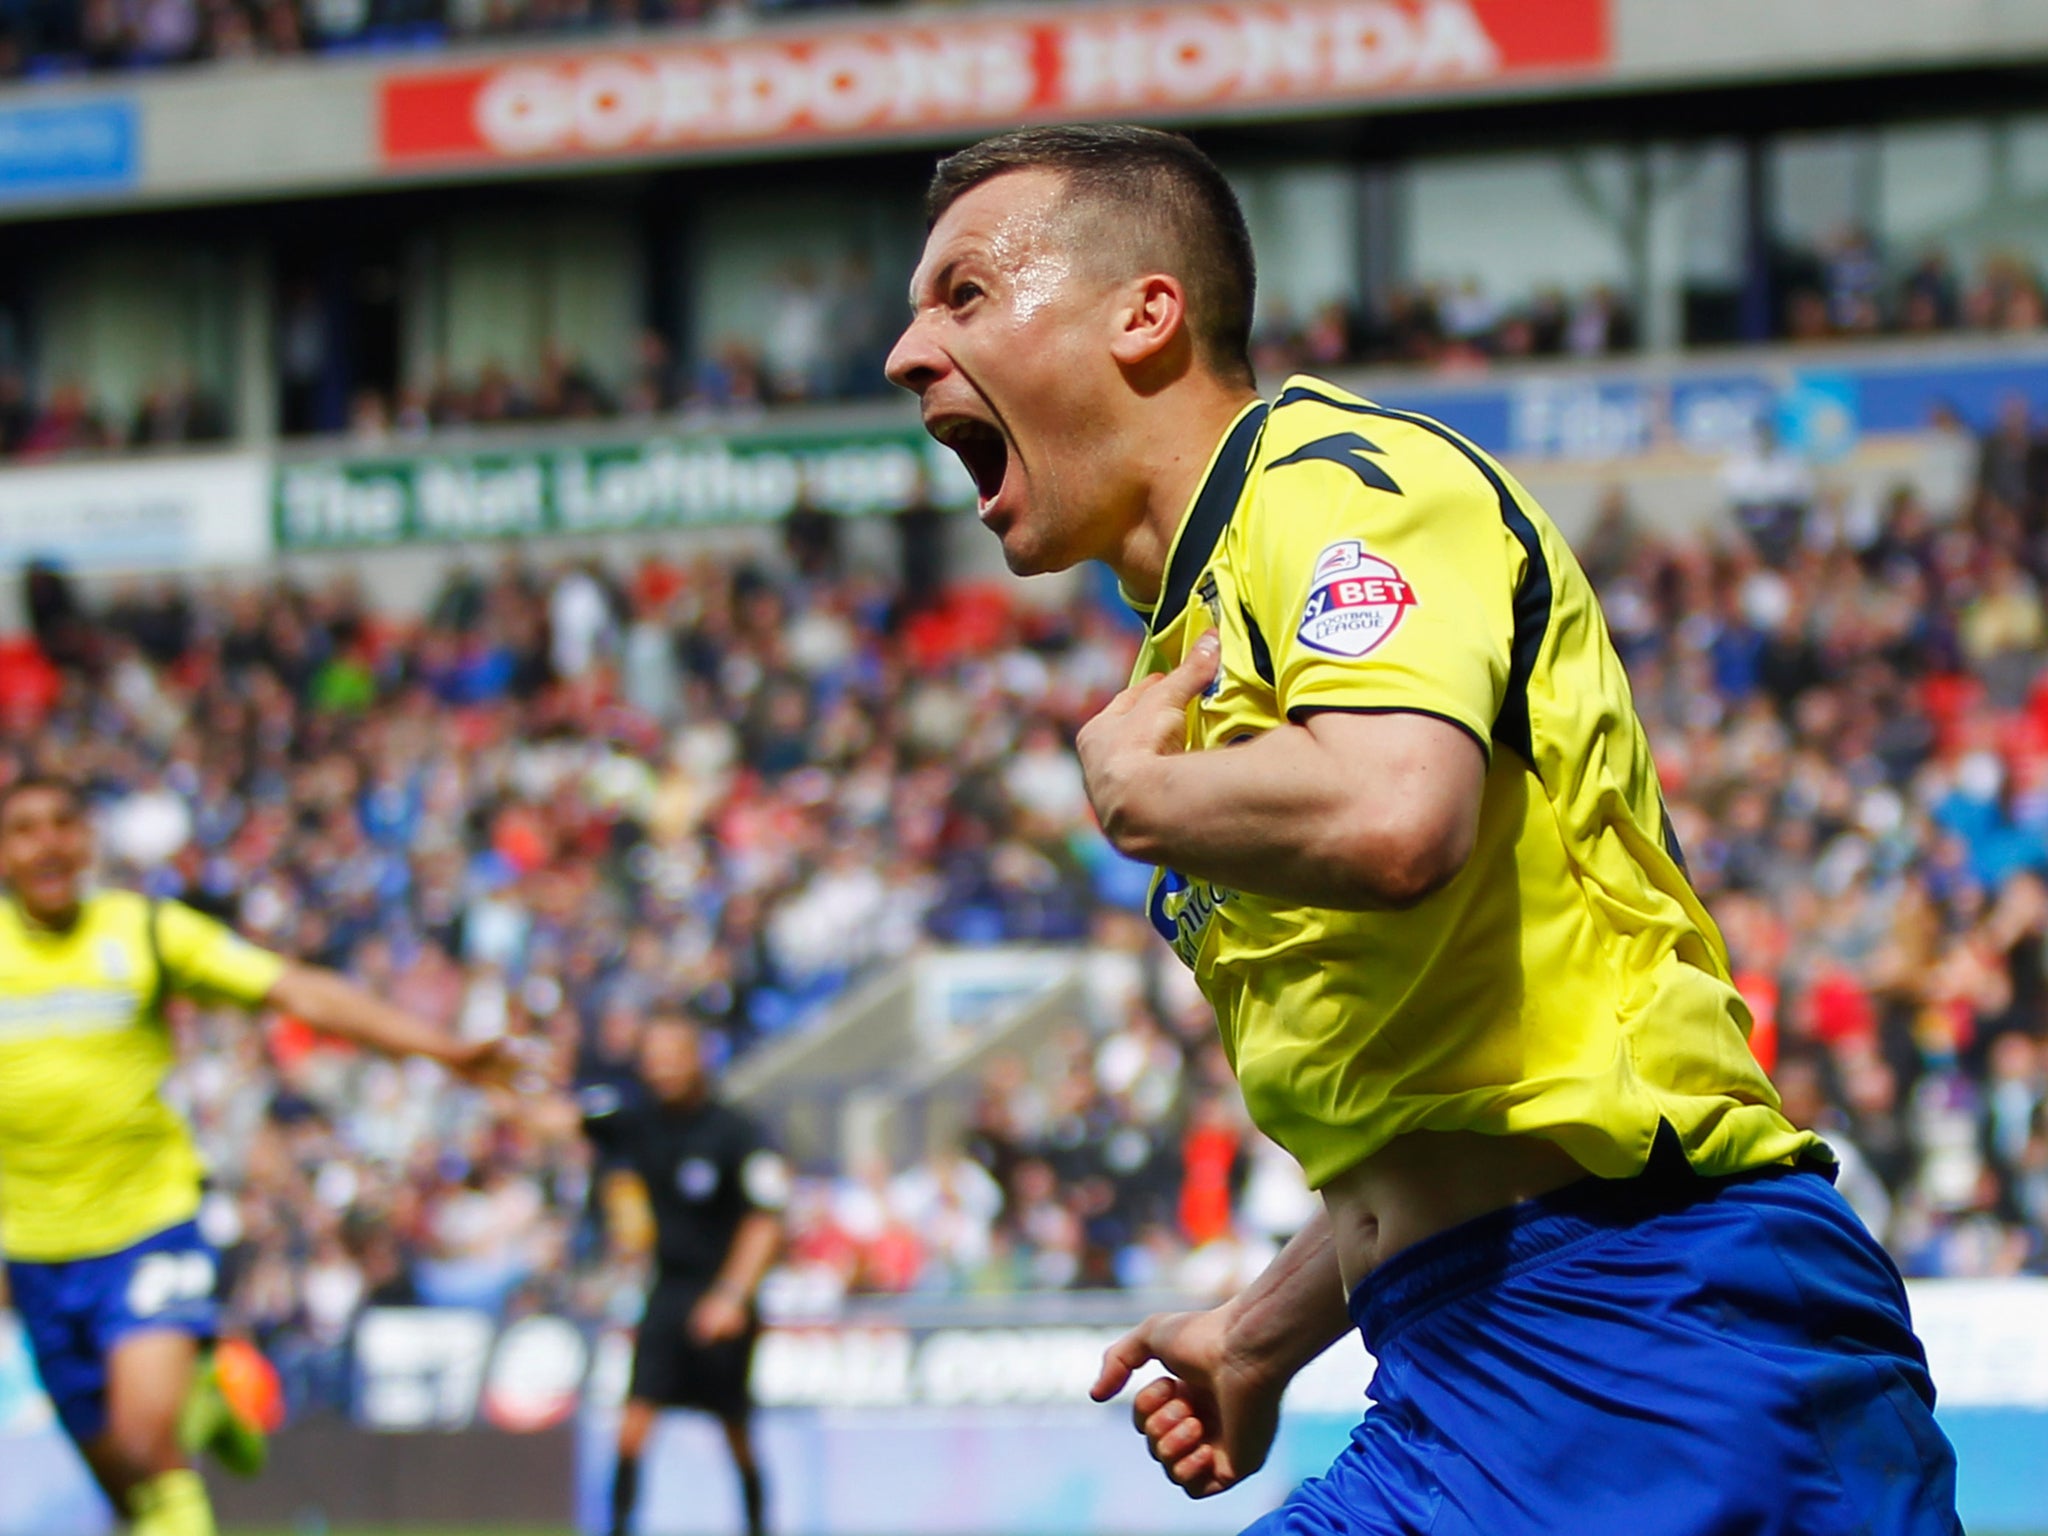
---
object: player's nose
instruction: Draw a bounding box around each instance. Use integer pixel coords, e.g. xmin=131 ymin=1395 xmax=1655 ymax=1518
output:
xmin=885 ymin=315 xmax=946 ymax=397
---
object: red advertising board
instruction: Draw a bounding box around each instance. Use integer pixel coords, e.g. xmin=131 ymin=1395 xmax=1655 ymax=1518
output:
xmin=381 ymin=0 xmax=1607 ymax=168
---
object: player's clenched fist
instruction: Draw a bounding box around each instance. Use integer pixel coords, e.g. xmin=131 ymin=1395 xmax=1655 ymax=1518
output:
xmin=1077 ymin=630 xmax=1221 ymax=855
xmin=1090 ymin=1302 xmax=1286 ymax=1500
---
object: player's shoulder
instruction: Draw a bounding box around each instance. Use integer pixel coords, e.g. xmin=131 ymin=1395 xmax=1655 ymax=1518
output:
xmin=117 ymin=890 xmax=219 ymax=936
xmin=82 ymin=887 xmax=151 ymax=921
xmin=705 ymin=1096 xmax=762 ymax=1136
xmin=1262 ymin=373 xmax=1381 ymax=435
xmin=703 ymin=1097 xmax=773 ymax=1153
xmin=1260 ymin=373 xmax=1496 ymax=492
xmin=79 ymin=887 xmax=155 ymax=941
xmin=1242 ymin=376 xmax=1506 ymax=556
xmin=1263 ymin=374 xmax=1416 ymax=454
xmin=151 ymin=894 xmax=266 ymax=957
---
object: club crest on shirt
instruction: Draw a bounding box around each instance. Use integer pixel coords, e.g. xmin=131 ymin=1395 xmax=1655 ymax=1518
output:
xmin=1298 ymin=540 xmax=1416 ymax=658
xmin=99 ymin=940 xmax=132 ymax=983
xmin=677 ymin=1157 xmax=719 ymax=1201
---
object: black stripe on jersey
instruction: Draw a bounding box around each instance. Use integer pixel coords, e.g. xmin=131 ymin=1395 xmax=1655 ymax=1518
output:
xmin=1268 ymin=433 xmax=1403 ymax=497
xmin=1285 ymin=703 xmax=1491 ymax=763
xmin=1274 ymin=385 xmax=1350 ymax=413
xmin=1661 ymin=804 xmax=1691 ymax=876
xmin=1239 ymin=603 xmax=1276 ymax=687
xmin=1153 ymin=403 xmax=1269 ymax=636
xmin=1272 ymin=384 xmax=1552 ymax=771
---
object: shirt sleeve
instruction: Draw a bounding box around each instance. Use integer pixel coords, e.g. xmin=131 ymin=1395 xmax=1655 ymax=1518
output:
xmin=731 ymin=1116 xmax=791 ymax=1215
xmin=153 ymin=899 xmax=287 ymax=1009
xmin=1238 ymin=431 xmax=1517 ymax=757
xmin=578 ymin=1084 xmax=631 ymax=1149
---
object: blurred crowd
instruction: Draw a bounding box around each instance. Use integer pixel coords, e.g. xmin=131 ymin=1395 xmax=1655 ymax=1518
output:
xmin=343 ymin=280 xmax=1632 ymax=443
xmin=771 ymin=1000 xmax=1316 ymax=1309
xmin=312 ymin=240 xmax=2048 ymax=451
xmin=339 ymin=263 xmax=894 ymax=445
xmin=1245 ymin=235 xmax=2048 ymax=378
xmin=0 ymin=370 xmax=229 ymax=459
xmin=6 ymin=241 xmax=2045 ymax=461
xmin=341 ymin=347 xmax=661 ymax=442
xmin=1585 ymin=392 xmax=2048 ymax=1279
xmin=1252 ymin=281 xmax=1640 ymax=376
xmin=0 ymin=0 xmax=1023 ymax=76
xmin=3 ymin=390 xmax=2048 ymax=1421
xmin=1775 ymin=229 xmax=2048 ymax=342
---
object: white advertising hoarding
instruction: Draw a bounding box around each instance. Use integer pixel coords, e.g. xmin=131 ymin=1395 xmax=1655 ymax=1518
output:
xmin=0 ymin=453 xmax=271 ymax=574
xmin=1908 ymin=1278 xmax=2048 ymax=1410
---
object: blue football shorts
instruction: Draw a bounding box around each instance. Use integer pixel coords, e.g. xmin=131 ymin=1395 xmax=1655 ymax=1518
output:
xmin=6 ymin=1220 xmax=221 ymax=1444
xmin=1247 ymin=1159 xmax=1961 ymax=1536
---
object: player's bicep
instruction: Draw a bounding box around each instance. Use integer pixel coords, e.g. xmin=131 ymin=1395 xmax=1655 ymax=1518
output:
xmin=1246 ymin=462 xmax=1512 ymax=755
xmin=1301 ymin=709 xmax=1487 ymax=883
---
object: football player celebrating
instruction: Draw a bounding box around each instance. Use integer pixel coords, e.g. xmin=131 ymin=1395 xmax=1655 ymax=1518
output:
xmin=0 ymin=775 xmax=521 ymax=1536
xmin=887 ymin=125 xmax=1959 ymax=1536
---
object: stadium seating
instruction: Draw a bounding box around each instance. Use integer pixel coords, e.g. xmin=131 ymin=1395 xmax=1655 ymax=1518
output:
xmin=0 ymin=394 xmax=2040 ymax=1421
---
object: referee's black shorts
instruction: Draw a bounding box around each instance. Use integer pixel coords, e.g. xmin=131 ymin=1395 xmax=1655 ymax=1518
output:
xmin=628 ymin=1279 xmax=759 ymax=1416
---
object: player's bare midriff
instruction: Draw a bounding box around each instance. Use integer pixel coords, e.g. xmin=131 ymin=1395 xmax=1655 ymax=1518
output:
xmin=1321 ymin=1129 xmax=1589 ymax=1295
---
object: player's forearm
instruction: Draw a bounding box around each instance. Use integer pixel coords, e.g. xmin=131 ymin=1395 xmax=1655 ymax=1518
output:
xmin=711 ymin=1212 xmax=783 ymax=1304
xmin=266 ymin=963 xmax=463 ymax=1066
xmin=1095 ymin=726 xmax=1450 ymax=910
xmin=1217 ymin=1208 xmax=1353 ymax=1384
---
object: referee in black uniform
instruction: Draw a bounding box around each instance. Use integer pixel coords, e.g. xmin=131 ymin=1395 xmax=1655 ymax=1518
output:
xmin=577 ymin=1012 xmax=788 ymax=1536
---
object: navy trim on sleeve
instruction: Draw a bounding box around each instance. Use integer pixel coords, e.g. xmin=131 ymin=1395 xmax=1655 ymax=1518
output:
xmin=1285 ymin=704 xmax=1492 ymax=763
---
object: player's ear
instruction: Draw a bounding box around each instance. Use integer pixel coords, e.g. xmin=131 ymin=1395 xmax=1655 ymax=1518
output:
xmin=1108 ymin=273 xmax=1189 ymax=371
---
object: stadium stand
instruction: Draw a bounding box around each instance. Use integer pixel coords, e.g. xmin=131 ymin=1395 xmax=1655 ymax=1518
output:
xmin=3 ymin=396 xmax=2045 ymax=1421
xmin=3 ymin=6 xmax=2048 ymax=1529
xmin=0 ymin=0 xmax=1020 ymax=78
xmin=5 ymin=244 xmax=2047 ymax=460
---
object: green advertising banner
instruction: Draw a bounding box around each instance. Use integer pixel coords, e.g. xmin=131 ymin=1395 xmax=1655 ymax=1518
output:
xmin=273 ymin=427 xmax=970 ymax=551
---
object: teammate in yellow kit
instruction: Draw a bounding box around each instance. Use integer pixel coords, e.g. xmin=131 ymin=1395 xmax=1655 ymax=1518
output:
xmin=0 ymin=774 xmax=520 ymax=1536
xmin=888 ymin=126 xmax=1959 ymax=1536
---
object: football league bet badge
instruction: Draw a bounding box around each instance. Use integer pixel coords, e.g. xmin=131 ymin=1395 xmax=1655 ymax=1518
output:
xmin=1298 ymin=540 xmax=1416 ymax=658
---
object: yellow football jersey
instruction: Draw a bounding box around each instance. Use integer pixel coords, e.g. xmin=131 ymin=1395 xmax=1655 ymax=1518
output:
xmin=0 ymin=890 xmax=284 ymax=1260
xmin=1134 ymin=377 xmax=1821 ymax=1190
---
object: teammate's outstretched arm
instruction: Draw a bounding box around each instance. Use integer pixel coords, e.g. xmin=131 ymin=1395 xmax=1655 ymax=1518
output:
xmin=1078 ymin=634 xmax=1487 ymax=911
xmin=1091 ymin=1209 xmax=1352 ymax=1498
xmin=264 ymin=963 xmax=524 ymax=1087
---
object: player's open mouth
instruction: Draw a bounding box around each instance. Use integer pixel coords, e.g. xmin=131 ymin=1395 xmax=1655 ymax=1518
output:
xmin=21 ymin=863 xmax=77 ymax=907
xmin=929 ymin=417 xmax=1011 ymax=511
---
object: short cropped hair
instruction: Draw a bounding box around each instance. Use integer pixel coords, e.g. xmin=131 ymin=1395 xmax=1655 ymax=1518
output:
xmin=925 ymin=125 xmax=1257 ymax=387
xmin=0 ymin=773 xmax=83 ymax=823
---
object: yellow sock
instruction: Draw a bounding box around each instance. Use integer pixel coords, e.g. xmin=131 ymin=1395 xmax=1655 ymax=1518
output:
xmin=129 ymin=1469 xmax=217 ymax=1536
